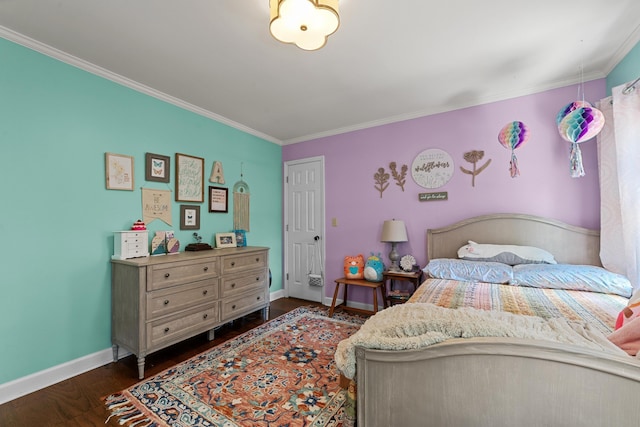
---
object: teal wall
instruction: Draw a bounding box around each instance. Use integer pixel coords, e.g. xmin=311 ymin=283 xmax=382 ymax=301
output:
xmin=0 ymin=37 xmax=282 ymax=384
xmin=606 ymin=41 xmax=640 ymax=93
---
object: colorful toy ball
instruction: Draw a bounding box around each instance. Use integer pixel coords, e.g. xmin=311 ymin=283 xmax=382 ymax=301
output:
xmin=498 ymin=121 xmax=530 ymax=178
xmin=556 ymin=102 xmax=605 ymax=178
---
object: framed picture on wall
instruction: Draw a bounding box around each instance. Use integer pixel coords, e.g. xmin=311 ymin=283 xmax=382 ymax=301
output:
xmin=180 ymin=205 xmax=200 ymax=230
xmin=145 ymin=152 xmax=170 ymax=183
xmin=105 ymin=152 xmax=134 ymax=191
xmin=175 ymin=153 xmax=204 ymax=202
xmin=209 ymin=186 xmax=228 ymax=213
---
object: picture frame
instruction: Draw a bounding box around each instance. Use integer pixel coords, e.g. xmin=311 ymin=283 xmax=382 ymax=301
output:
xmin=234 ymin=229 xmax=247 ymax=247
xmin=105 ymin=152 xmax=134 ymax=191
xmin=215 ymin=232 xmax=237 ymax=249
xmin=145 ymin=152 xmax=170 ymax=183
xmin=209 ymin=186 xmax=229 ymax=213
xmin=175 ymin=153 xmax=204 ymax=202
xmin=180 ymin=205 xmax=200 ymax=230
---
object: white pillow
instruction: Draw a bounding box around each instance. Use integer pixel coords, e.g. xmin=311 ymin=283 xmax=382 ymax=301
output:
xmin=458 ymin=241 xmax=556 ymax=265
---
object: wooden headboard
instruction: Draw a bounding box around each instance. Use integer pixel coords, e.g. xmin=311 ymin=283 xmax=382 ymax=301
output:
xmin=427 ymin=213 xmax=601 ymax=266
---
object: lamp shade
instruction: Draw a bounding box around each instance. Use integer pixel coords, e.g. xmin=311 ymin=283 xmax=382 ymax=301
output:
xmin=381 ymin=220 xmax=408 ymax=243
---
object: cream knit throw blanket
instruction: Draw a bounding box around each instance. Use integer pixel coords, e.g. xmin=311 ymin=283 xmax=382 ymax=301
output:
xmin=335 ymin=303 xmax=625 ymax=379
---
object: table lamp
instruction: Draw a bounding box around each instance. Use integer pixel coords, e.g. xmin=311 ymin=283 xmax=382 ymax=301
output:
xmin=381 ymin=219 xmax=408 ymax=272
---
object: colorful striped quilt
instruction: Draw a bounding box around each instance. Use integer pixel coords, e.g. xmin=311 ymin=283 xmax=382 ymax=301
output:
xmin=409 ymin=278 xmax=629 ymax=334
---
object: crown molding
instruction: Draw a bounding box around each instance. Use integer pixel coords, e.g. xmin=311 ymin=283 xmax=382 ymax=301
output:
xmin=0 ymin=26 xmax=282 ymax=146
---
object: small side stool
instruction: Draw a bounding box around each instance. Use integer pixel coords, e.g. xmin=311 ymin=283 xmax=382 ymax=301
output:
xmin=328 ymin=277 xmax=387 ymax=317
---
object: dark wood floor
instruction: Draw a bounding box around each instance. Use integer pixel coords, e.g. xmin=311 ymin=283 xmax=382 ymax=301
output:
xmin=0 ymin=298 xmax=321 ymax=427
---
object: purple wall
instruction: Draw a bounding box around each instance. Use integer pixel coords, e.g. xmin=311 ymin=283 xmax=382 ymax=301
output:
xmin=283 ymin=80 xmax=605 ymax=306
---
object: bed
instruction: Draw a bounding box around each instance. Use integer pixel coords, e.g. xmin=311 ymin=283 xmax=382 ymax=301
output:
xmin=336 ymin=213 xmax=640 ymax=427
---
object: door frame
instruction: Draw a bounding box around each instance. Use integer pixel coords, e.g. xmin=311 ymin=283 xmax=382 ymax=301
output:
xmin=283 ymin=156 xmax=326 ymax=303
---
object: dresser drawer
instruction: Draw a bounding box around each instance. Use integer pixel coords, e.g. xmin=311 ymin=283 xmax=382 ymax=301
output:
xmin=147 ymin=302 xmax=219 ymax=350
xmin=124 ymin=233 xmax=146 ymax=243
xmin=221 ymin=288 xmax=268 ymax=321
xmin=221 ymin=252 xmax=267 ymax=275
xmin=148 ymin=259 xmax=218 ymax=291
xmin=126 ymin=243 xmax=147 ymax=256
xmin=221 ymin=270 xmax=268 ymax=298
xmin=146 ymin=278 xmax=219 ymax=319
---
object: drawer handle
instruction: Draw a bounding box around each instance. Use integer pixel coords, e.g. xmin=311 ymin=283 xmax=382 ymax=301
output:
xmin=255 ymin=277 xmax=260 ymax=281
xmin=231 ymin=283 xmax=236 ymax=288
xmin=203 ymin=290 xmax=208 ymax=295
xmin=231 ymin=262 xmax=235 ymax=267
xmin=203 ymin=313 xmax=208 ymax=319
xmin=164 ymin=273 xmax=170 ymax=278
xmin=232 ymin=304 xmax=236 ymax=310
xmin=203 ymin=266 xmax=209 ymax=272
xmin=257 ymin=296 xmax=261 ymax=301
xmin=255 ymin=258 xmax=259 ymax=262
xmin=164 ymin=327 xmax=170 ymax=333
xmin=164 ymin=300 xmax=170 ymax=305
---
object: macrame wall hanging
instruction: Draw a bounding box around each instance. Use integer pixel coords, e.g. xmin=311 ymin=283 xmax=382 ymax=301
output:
xmin=233 ymin=163 xmax=251 ymax=232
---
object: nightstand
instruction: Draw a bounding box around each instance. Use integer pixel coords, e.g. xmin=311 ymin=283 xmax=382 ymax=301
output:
xmin=383 ymin=270 xmax=423 ymax=305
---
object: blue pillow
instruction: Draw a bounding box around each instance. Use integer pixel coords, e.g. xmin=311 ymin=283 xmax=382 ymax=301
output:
xmin=511 ymin=264 xmax=632 ymax=297
xmin=423 ymin=259 xmax=513 ymax=284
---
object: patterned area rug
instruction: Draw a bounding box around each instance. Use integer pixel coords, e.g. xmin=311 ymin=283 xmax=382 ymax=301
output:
xmin=105 ymin=306 xmax=364 ymax=426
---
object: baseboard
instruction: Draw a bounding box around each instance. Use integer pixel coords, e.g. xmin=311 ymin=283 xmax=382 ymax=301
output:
xmin=0 ymin=348 xmax=115 ymax=405
xmin=0 ymin=292 xmax=290 ymax=405
xmin=269 ymin=289 xmax=286 ymax=301
xmin=323 ymin=299 xmax=383 ymax=313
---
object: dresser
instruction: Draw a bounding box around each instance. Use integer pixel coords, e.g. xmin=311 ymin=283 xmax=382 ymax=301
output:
xmin=111 ymin=246 xmax=269 ymax=378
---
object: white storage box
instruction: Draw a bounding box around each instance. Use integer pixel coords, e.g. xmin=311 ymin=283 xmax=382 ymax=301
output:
xmin=113 ymin=231 xmax=149 ymax=260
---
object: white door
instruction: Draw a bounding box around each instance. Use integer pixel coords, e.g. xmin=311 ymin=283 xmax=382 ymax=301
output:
xmin=284 ymin=156 xmax=325 ymax=302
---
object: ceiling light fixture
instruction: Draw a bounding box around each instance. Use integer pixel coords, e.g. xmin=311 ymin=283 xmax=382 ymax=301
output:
xmin=269 ymin=0 xmax=339 ymax=51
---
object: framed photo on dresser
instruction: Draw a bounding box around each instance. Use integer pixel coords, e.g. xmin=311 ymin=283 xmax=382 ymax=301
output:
xmin=215 ymin=232 xmax=237 ymax=249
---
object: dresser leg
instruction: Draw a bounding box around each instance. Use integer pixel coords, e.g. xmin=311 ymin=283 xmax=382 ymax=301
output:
xmin=263 ymin=305 xmax=270 ymax=320
xmin=207 ymin=328 xmax=216 ymax=341
xmin=112 ymin=345 xmax=119 ymax=362
xmin=137 ymin=356 xmax=145 ymax=380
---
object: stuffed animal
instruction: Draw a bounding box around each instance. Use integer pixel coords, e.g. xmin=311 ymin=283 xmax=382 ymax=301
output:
xmin=609 ymin=300 xmax=640 ymax=356
xmin=364 ymin=253 xmax=385 ymax=282
xmin=615 ymin=300 xmax=640 ymax=330
xmin=457 ymin=240 xmax=556 ymax=265
xmin=344 ymin=254 xmax=365 ymax=279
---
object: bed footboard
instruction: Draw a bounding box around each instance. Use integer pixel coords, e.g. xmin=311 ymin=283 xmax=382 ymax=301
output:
xmin=356 ymin=338 xmax=640 ymax=427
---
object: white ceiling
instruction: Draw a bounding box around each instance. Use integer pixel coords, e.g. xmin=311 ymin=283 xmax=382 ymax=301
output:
xmin=1 ymin=1 xmax=639 ymax=145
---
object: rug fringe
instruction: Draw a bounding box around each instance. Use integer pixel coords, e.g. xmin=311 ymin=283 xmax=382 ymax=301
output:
xmin=104 ymin=393 xmax=157 ymax=427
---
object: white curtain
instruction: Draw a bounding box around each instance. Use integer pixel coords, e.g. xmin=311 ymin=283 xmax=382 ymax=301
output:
xmin=597 ymin=81 xmax=640 ymax=290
